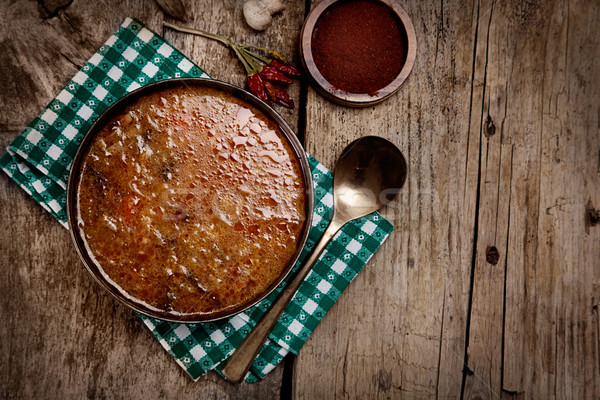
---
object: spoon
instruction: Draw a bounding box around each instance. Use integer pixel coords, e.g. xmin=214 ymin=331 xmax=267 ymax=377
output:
xmin=221 ymin=136 xmax=407 ymax=383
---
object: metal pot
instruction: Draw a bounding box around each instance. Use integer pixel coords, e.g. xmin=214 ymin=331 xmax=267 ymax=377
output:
xmin=66 ymin=78 xmax=314 ymax=323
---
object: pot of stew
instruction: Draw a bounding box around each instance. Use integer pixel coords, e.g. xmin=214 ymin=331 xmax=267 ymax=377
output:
xmin=67 ymin=78 xmax=313 ymax=322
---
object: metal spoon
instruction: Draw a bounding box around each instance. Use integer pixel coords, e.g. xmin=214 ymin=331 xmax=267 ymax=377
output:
xmin=221 ymin=136 xmax=407 ymax=383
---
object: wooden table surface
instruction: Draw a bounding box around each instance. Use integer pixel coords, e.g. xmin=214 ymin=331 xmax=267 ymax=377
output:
xmin=1 ymin=0 xmax=599 ymax=398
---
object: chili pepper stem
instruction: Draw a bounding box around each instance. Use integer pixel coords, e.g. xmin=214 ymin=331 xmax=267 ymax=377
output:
xmin=239 ymin=49 xmax=263 ymax=74
xmin=242 ymin=48 xmax=272 ymax=65
xmin=240 ymin=45 xmax=288 ymax=63
xmin=163 ymin=22 xmax=232 ymax=47
xmin=232 ymin=46 xmax=254 ymax=75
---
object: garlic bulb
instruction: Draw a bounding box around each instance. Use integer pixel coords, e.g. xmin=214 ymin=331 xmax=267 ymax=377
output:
xmin=243 ymin=0 xmax=285 ymax=31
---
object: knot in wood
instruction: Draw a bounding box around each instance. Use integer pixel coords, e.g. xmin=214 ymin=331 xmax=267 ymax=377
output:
xmin=484 ymin=115 xmax=496 ymax=137
xmin=589 ymin=207 xmax=600 ymax=226
xmin=486 ymin=246 xmax=499 ymax=265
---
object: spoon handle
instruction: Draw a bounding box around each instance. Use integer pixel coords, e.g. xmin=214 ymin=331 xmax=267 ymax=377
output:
xmin=221 ymin=216 xmax=345 ymax=383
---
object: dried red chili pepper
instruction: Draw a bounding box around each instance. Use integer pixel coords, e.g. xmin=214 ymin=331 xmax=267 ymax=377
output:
xmin=269 ymin=60 xmax=301 ymax=77
xmin=266 ymin=81 xmax=294 ymax=108
xmin=261 ymin=65 xmax=293 ymax=85
xmin=274 ymin=86 xmax=294 ymax=108
xmin=264 ymin=81 xmax=277 ymax=102
xmin=247 ymin=74 xmax=269 ymax=104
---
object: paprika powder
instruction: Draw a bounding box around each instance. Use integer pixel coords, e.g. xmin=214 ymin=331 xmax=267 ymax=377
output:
xmin=311 ymin=0 xmax=408 ymax=95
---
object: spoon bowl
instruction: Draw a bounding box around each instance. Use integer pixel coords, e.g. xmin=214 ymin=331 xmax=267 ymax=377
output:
xmin=333 ymin=136 xmax=407 ymax=221
xmin=222 ymin=136 xmax=407 ymax=383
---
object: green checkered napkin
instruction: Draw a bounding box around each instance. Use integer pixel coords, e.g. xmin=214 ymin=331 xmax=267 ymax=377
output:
xmin=0 ymin=18 xmax=394 ymax=382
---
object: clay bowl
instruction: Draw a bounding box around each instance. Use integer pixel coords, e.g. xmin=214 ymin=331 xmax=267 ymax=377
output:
xmin=300 ymin=0 xmax=417 ymax=107
xmin=66 ymin=78 xmax=314 ymax=323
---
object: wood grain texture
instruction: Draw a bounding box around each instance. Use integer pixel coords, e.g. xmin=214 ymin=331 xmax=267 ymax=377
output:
xmin=295 ymin=0 xmax=478 ymax=398
xmin=295 ymin=0 xmax=600 ymax=399
xmin=1 ymin=0 xmax=599 ymax=399
xmin=463 ymin=0 xmax=600 ymax=398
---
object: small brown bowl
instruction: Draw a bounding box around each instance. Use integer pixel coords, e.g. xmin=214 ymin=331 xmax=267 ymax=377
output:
xmin=300 ymin=0 xmax=417 ymax=107
xmin=67 ymin=78 xmax=314 ymax=323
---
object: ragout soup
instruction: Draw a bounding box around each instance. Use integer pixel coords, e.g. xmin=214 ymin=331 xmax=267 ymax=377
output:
xmin=76 ymin=86 xmax=306 ymax=316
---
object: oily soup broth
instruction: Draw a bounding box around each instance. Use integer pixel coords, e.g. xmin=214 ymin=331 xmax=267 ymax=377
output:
xmin=76 ymin=86 xmax=306 ymax=316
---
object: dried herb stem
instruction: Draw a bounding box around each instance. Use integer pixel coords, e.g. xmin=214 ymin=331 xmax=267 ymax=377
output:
xmin=163 ymin=21 xmax=231 ymax=46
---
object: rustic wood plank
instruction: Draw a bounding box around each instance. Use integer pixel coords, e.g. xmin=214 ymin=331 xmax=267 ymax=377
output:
xmin=494 ymin=1 xmax=549 ymax=395
xmin=460 ymin=0 xmax=508 ymax=397
xmin=501 ymin=0 xmax=600 ymax=397
xmin=294 ymin=0 xmax=478 ymax=398
xmin=464 ymin=0 xmax=600 ymax=398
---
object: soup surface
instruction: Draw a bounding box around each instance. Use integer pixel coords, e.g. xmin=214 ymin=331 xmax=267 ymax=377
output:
xmin=76 ymin=85 xmax=306 ymax=317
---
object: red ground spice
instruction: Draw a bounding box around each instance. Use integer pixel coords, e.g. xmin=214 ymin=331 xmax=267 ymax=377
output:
xmin=311 ymin=0 xmax=408 ymax=95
